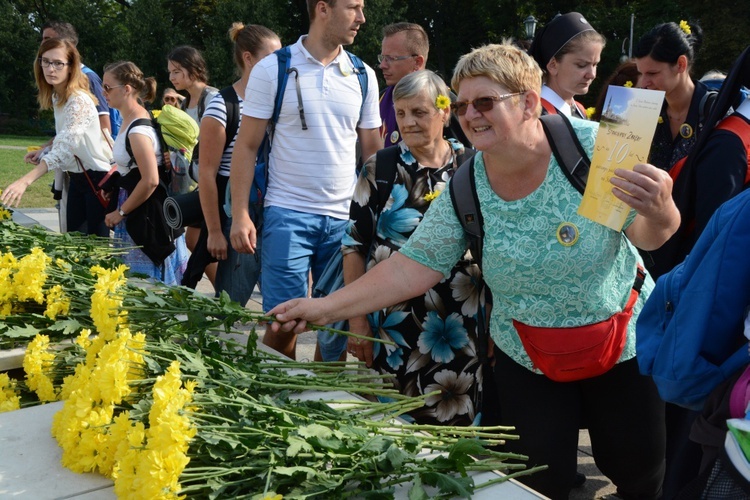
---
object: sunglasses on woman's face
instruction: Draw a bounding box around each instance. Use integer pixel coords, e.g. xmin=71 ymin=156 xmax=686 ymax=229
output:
xmin=163 ymin=96 xmax=177 ymax=104
xmin=450 ymin=92 xmax=525 ymax=116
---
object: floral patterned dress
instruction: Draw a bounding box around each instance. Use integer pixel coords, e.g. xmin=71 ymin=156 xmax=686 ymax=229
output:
xmin=342 ymin=140 xmax=488 ymax=426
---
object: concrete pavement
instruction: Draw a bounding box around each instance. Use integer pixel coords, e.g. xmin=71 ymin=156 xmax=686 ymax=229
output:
xmin=13 ymin=207 xmax=618 ymax=499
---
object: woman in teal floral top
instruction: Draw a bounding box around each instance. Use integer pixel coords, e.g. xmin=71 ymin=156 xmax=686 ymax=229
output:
xmin=340 ymin=70 xmax=485 ymax=426
xmin=270 ymin=43 xmax=680 ymax=498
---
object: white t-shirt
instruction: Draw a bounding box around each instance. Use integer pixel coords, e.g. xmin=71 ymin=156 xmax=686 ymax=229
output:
xmin=203 ymin=91 xmax=242 ymax=177
xmin=113 ymin=123 xmax=161 ymax=175
xmin=244 ymin=36 xmax=381 ymax=219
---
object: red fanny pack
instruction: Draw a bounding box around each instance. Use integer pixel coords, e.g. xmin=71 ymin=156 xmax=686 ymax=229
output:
xmin=513 ymin=267 xmax=646 ymax=382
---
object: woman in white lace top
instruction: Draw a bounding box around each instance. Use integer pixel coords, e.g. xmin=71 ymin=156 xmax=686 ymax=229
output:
xmin=1 ymin=38 xmax=112 ymax=236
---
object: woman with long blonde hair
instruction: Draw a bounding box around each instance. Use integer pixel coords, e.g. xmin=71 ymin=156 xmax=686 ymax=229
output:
xmin=1 ymin=38 xmax=112 ymax=236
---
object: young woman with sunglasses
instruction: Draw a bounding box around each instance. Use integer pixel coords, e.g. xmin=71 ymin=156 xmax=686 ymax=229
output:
xmin=269 ymin=42 xmax=679 ymax=499
xmin=102 ymin=61 xmax=189 ymax=285
xmin=1 ymin=38 xmax=112 ymax=237
xmin=529 ymin=12 xmax=605 ymax=119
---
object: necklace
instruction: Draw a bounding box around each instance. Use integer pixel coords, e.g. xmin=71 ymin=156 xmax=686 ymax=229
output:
xmin=424 ymin=141 xmax=454 ymax=202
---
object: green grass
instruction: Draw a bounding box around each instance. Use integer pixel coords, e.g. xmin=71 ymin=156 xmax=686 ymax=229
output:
xmin=0 ymin=135 xmax=58 ymax=208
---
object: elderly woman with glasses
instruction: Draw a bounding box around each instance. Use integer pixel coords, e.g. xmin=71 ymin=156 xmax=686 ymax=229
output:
xmin=316 ymin=70 xmax=486 ymax=427
xmin=1 ymin=38 xmax=112 ymax=237
xmin=270 ymin=42 xmax=679 ymax=498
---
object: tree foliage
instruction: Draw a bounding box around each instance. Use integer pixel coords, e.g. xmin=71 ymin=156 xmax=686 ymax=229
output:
xmin=2 ymin=0 xmax=749 ymax=133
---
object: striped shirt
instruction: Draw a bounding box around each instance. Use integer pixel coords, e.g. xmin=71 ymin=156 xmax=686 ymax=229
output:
xmin=202 ymin=91 xmax=243 ymax=177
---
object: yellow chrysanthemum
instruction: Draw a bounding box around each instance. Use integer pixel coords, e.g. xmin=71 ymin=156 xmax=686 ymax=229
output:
xmin=435 ymin=94 xmax=451 ymax=110
xmin=44 ymin=284 xmax=70 ymax=319
xmin=0 ymin=373 xmax=21 ymax=413
xmin=423 ymin=190 xmax=442 ymax=202
xmin=13 ymin=247 xmax=51 ymax=304
xmin=23 ymin=334 xmax=59 ymax=402
xmin=624 ymin=81 xmax=634 ymax=88
xmin=679 ymin=20 xmax=691 ymax=35
xmin=0 ymin=206 xmax=11 ymax=221
xmin=658 ymin=116 xmax=664 ymax=124
xmin=586 ymin=107 xmax=596 ymax=118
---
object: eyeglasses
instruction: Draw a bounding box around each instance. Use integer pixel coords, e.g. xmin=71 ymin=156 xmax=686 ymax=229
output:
xmin=377 ymin=54 xmax=416 ymax=64
xmin=450 ymin=92 xmax=525 ymax=116
xmin=38 ymin=58 xmax=69 ymax=70
xmin=102 ymin=84 xmax=124 ymax=93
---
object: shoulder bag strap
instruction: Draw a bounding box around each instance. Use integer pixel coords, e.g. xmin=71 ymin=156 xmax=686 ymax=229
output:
xmin=449 ymin=155 xmax=482 ymax=269
xmin=218 ymin=86 xmax=240 ymax=151
xmin=539 ymin=113 xmax=590 ymax=194
xmin=373 ymin=146 xmax=400 ymax=214
xmin=346 ymin=51 xmax=368 ymax=124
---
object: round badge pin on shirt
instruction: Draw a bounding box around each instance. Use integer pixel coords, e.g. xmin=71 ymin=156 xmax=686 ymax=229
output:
xmin=339 ymin=61 xmax=351 ymax=77
xmin=390 ymin=130 xmax=400 ymax=144
xmin=679 ymin=123 xmax=694 ymax=139
xmin=557 ymin=222 xmax=579 ymax=246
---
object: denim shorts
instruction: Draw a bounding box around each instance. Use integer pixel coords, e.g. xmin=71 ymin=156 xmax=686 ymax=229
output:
xmin=261 ymin=206 xmax=347 ymax=313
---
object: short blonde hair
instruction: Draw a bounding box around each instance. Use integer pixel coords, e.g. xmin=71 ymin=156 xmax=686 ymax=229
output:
xmin=451 ymin=41 xmax=542 ymax=97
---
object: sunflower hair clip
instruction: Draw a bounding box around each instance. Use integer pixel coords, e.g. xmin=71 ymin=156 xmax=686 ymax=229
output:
xmin=435 ymin=94 xmax=450 ymax=110
xmin=679 ymin=20 xmax=691 ymax=35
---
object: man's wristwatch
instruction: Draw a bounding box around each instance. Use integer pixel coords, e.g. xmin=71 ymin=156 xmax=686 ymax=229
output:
xmin=118 ymin=208 xmax=127 ymax=217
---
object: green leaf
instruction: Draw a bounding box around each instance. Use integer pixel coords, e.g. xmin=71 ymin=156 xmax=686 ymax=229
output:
xmin=286 ymin=436 xmax=313 ymax=457
xmin=386 ymin=444 xmax=408 ymax=469
xmin=408 ymin=476 xmax=429 ymax=500
xmin=447 ymin=439 xmax=486 ymax=465
xmin=47 ymin=318 xmax=82 ymax=335
xmin=3 ymin=324 xmax=39 ymax=338
xmin=297 ymin=423 xmax=333 ymax=440
xmin=142 ymin=289 xmax=168 ymax=307
xmin=420 ymin=471 xmax=473 ymax=497
xmin=273 ymin=466 xmax=317 ymax=479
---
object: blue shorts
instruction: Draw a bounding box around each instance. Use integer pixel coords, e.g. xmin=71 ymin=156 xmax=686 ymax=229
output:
xmin=261 ymin=206 xmax=347 ymax=313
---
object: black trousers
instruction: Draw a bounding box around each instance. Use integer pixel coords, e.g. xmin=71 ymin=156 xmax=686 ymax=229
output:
xmin=67 ymin=171 xmax=108 ymax=237
xmin=493 ymin=350 xmax=666 ymax=499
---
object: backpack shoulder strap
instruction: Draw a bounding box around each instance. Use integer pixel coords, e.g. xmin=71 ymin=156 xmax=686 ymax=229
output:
xmin=540 ymin=98 xmax=557 ymax=116
xmin=449 ymin=155 xmax=483 ymax=269
xmin=716 ymin=114 xmax=750 ymax=185
xmin=124 ymin=117 xmax=155 ymax=166
xmin=197 ymin=86 xmax=218 ymax=120
xmin=699 ymin=90 xmax=719 ymax=125
xmin=272 ymin=46 xmax=293 ymax=125
xmin=218 ymin=86 xmax=240 ymax=152
xmin=539 ymin=113 xmax=590 ymax=194
xmin=345 ymin=51 xmax=368 ymax=124
xmin=374 ymin=146 xmax=400 ymax=214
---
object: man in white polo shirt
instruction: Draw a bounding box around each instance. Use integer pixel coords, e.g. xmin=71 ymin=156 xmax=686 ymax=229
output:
xmin=230 ymin=0 xmax=382 ymax=359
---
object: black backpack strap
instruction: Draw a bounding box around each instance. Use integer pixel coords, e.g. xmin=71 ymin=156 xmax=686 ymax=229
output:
xmin=218 ymin=86 xmax=240 ymax=152
xmin=449 ymin=155 xmax=483 ymax=269
xmin=448 ymin=154 xmax=490 ymax=369
xmin=539 ymin=113 xmax=590 ymax=195
xmin=373 ymin=146 xmax=400 ymax=214
xmin=124 ymin=118 xmax=154 ymax=169
xmin=197 ymin=86 xmax=218 ymax=120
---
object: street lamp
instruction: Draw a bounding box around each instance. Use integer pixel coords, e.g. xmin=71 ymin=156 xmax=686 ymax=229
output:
xmin=620 ymin=38 xmax=630 ymax=63
xmin=524 ymin=15 xmax=538 ymax=40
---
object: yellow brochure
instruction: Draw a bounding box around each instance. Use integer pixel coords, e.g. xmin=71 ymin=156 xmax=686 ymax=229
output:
xmin=578 ymin=86 xmax=665 ymax=230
